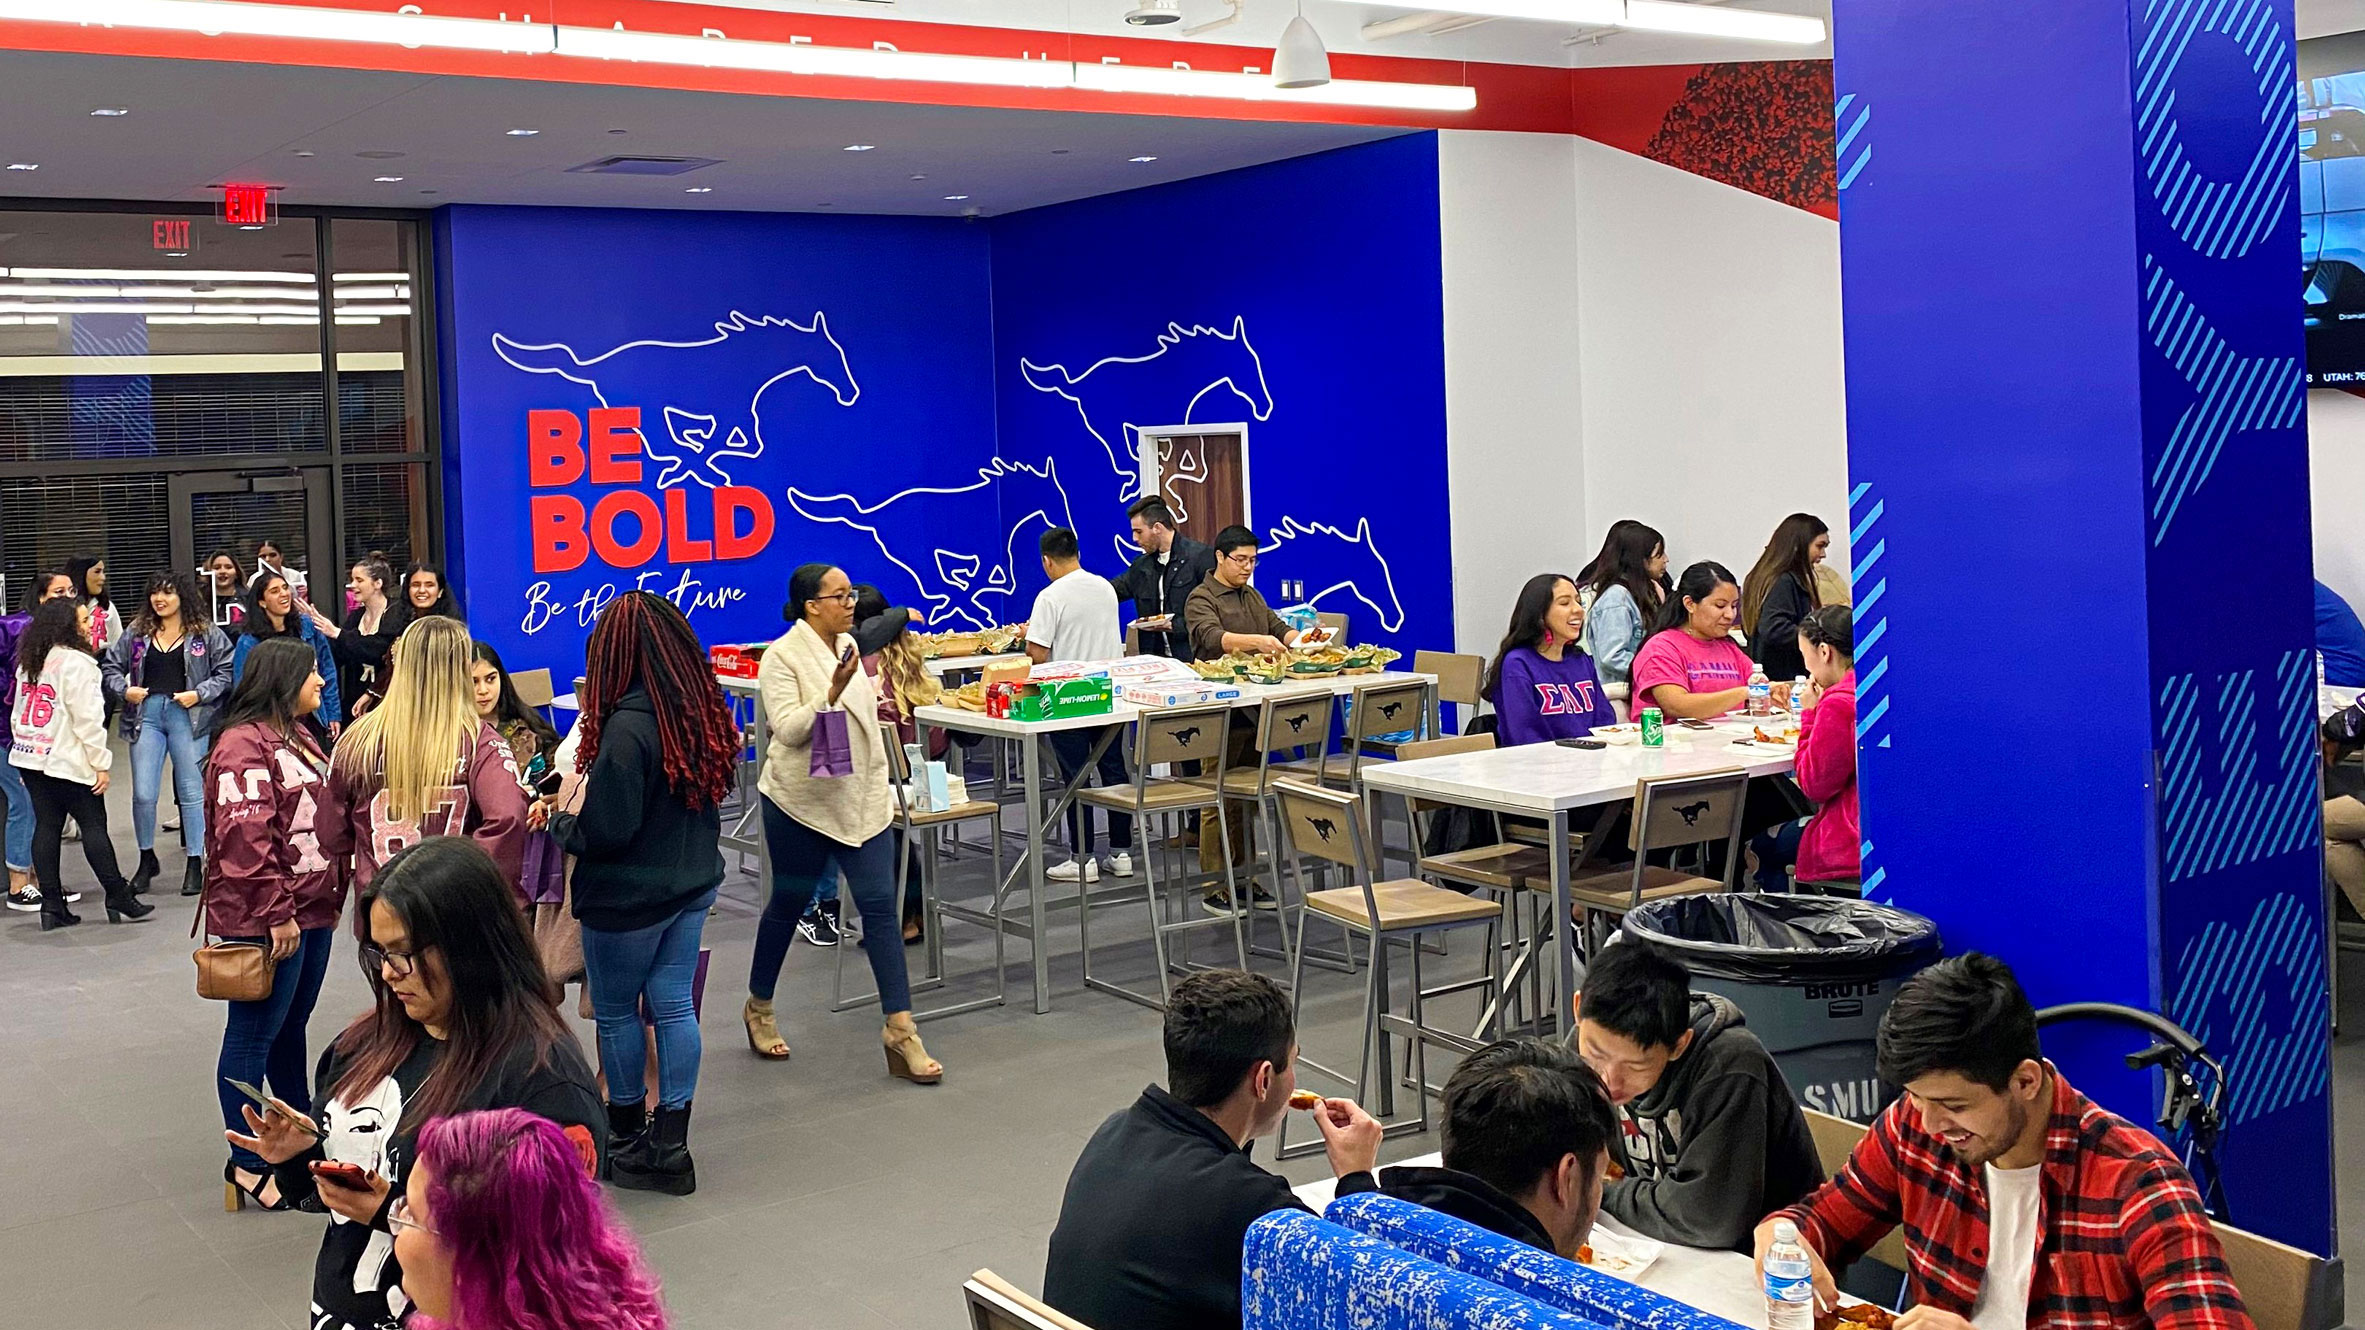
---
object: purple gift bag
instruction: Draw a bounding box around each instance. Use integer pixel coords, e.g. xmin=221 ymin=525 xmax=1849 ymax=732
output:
xmin=810 ymin=706 xmax=854 ymax=777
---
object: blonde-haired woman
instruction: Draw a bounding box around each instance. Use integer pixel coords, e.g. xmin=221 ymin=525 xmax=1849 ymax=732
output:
xmin=317 ymin=616 xmax=527 ymax=897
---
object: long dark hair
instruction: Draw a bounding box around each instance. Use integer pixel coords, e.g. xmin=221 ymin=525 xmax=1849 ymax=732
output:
xmin=63 ymin=554 xmax=108 ymax=610
xmin=1483 ymin=573 xmax=1578 ymax=704
xmin=333 ymin=837 xmax=572 ymax=1130
xmin=17 ymin=598 xmax=90 ymax=680
xmin=211 ymin=638 xmax=319 ymax=740
xmin=1584 ymin=521 xmax=1666 ymax=619
xmin=1652 ymin=561 xmax=1740 ymax=634
xmin=473 ymin=641 xmax=559 ymax=755
xmin=243 ymin=570 xmax=302 ymax=640
xmin=405 ymin=562 xmax=458 ymax=619
xmin=1740 ymin=513 xmax=1827 ymax=637
xmin=20 ymin=569 xmax=71 ymax=614
xmin=578 ymin=591 xmax=738 ymax=809
xmin=133 ymin=572 xmax=208 ymax=639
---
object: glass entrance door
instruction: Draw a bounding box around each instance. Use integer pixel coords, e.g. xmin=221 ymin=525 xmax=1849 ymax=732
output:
xmin=169 ymin=467 xmax=332 ymax=616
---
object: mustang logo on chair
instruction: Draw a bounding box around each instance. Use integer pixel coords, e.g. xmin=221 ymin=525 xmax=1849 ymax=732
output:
xmin=1307 ymin=816 xmax=1338 ymax=843
xmin=1377 ymin=701 xmax=1404 ymax=720
xmin=1284 ymin=714 xmax=1309 ymax=733
xmin=1171 ymin=726 xmax=1202 ymax=746
xmin=1674 ymin=799 xmax=1714 ymax=826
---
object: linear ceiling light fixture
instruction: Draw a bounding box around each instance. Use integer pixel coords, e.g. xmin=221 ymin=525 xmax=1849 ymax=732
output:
xmin=1363 ymin=0 xmax=1822 ymax=43
xmin=0 ymin=0 xmax=1480 ymax=110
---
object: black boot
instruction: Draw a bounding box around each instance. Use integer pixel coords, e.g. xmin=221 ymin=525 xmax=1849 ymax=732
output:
xmin=38 ymin=886 xmax=78 ymax=931
xmin=181 ymin=857 xmax=204 ymax=897
xmin=105 ymin=876 xmax=155 ymax=923
xmin=611 ymin=1102 xmax=695 ymax=1196
xmin=131 ymin=849 xmax=160 ymax=896
xmin=603 ymin=1101 xmax=648 ymax=1182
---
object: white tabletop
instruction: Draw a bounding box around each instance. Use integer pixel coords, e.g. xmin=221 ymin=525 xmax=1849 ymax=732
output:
xmin=925 ymin=652 xmax=1028 ymax=678
xmin=1358 ymin=714 xmax=1797 ymax=814
xmin=1291 ymin=1151 xmax=1765 ymax=1327
xmin=912 ymin=670 xmax=1438 ymax=739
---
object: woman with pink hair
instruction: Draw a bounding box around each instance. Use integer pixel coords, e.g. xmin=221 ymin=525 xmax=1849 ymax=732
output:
xmin=394 ymin=1107 xmax=667 ymax=1330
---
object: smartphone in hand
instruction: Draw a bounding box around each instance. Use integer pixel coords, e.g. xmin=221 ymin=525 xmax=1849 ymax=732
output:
xmin=310 ymin=1160 xmax=371 ymax=1190
xmin=225 ymin=1077 xmax=320 ymax=1137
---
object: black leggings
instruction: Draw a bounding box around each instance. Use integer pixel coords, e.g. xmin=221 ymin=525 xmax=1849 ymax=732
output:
xmin=23 ymin=768 xmax=128 ymax=911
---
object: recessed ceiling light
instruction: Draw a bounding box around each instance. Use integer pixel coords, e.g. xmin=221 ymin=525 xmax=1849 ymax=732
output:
xmin=420 ymin=189 xmax=440 ymax=195
xmin=608 ymin=128 xmax=629 ymax=135
xmin=5 ymin=164 xmax=36 ymax=172
xmin=90 ymin=107 xmax=128 ymax=117
xmin=909 ymin=173 xmax=928 ymax=181
xmin=684 ymin=187 xmax=713 ymax=193
xmin=374 ymin=175 xmax=404 ymax=183
xmin=356 ymin=150 xmax=404 ymax=159
xmin=293 ymin=150 xmax=316 ymax=158
xmin=1130 ymin=155 xmax=1159 ymax=162
xmin=844 ymin=144 xmax=875 ymax=152
xmin=506 ymin=128 xmax=540 ymax=137
xmin=944 ymin=194 xmax=969 ymax=201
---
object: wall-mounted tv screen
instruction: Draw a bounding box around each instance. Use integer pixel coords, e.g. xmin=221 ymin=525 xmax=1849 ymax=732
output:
xmin=2303 ymin=33 xmax=2365 ymax=384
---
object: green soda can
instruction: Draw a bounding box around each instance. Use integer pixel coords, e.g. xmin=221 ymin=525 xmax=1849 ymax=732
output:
xmin=1640 ymin=706 xmax=1665 ymax=748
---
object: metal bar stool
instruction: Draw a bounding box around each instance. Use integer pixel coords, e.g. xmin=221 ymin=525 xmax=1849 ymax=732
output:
xmin=833 ymin=721 xmax=1009 ymax=1022
xmin=1272 ymin=780 xmax=1503 ymax=1159
xmin=1217 ymin=691 xmax=1342 ymax=978
xmin=1567 ymin=767 xmax=1749 ymax=953
xmin=1073 ymin=702 xmax=1247 ymax=1010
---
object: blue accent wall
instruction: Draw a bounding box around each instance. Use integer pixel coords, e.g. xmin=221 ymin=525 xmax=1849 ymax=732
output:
xmin=435 ymin=134 xmax=1451 ymax=672
xmin=988 ymin=133 xmax=1452 ymax=657
xmin=1833 ymin=0 xmax=2330 ymax=1249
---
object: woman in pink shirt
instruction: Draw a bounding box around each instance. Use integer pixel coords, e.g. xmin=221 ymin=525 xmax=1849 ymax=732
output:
xmin=1627 ymin=561 xmax=1757 ymax=719
xmin=1749 ymin=606 xmax=1859 ymax=892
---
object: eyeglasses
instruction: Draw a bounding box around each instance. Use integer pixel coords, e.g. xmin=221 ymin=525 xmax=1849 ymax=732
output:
xmin=389 ymin=1196 xmax=436 ymax=1237
xmin=812 ymin=590 xmax=859 ymax=606
xmin=360 ymin=943 xmax=419 ymax=979
xmin=1224 ymin=552 xmax=1259 ymax=568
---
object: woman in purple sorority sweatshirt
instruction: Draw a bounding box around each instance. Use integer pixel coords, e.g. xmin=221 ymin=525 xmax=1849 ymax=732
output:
xmin=1483 ymin=573 xmax=1619 ymax=747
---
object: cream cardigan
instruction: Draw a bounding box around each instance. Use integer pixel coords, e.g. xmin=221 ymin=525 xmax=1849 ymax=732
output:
xmin=756 ymin=618 xmax=892 ymax=847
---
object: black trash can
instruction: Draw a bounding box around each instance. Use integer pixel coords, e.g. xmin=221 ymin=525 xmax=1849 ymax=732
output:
xmin=1620 ymin=895 xmax=1942 ymax=1124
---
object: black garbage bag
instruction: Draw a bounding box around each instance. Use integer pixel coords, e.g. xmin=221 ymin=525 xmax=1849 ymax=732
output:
xmin=1622 ymin=893 xmax=1941 ymax=985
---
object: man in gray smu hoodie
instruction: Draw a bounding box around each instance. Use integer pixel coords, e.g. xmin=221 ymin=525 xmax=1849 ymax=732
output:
xmin=1575 ymin=943 xmax=1824 ymax=1253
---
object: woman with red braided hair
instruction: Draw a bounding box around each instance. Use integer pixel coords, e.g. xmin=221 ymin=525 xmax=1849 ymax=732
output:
xmin=545 ymin=591 xmax=736 ymax=1197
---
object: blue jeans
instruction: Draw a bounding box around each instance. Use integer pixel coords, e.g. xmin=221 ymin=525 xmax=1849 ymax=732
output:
xmin=217 ymin=927 xmax=334 ymax=1173
xmin=132 ymin=695 xmax=208 ymax=856
xmin=752 ymin=801 xmax=911 ymax=1013
xmin=582 ymin=890 xmax=715 ymax=1111
xmin=1749 ymin=817 xmax=1809 ymax=893
xmin=0 ymin=755 xmax=31 ymax=872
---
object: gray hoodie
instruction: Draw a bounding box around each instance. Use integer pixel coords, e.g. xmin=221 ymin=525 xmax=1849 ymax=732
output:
xmin=1600 ymin=992 xmax=1824 ymax=1252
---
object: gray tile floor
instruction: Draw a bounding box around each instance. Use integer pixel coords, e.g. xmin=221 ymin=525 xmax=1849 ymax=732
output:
xmin=1 ymin=764 xmax=2359 ymax=1329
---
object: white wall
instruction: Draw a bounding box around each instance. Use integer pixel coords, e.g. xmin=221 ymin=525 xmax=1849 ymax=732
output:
xmin=1438 ymin=130 xmax=1587 ymax=657
xmin=2311 ymin=389 xmax=2365 ymax=606
xmin=1569 ymin=137 xmax=1851 ymax=582
xmin=1437 ymin=131 xmax=1850 ymax=658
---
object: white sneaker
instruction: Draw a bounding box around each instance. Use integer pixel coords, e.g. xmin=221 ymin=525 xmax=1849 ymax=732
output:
xmin=1104 ymin=853 xmax=1135 ymax=878
xmin=1046 ymin=858 xmax=1100 ymax=884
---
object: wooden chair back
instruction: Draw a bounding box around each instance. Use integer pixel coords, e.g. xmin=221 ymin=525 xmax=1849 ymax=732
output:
xmin=1273 ymin=779 xmax=1368 ymax=875
xmin=1630 ymin=768 xmax=1749 ymax=854
xmin=1137 ymin=702 xmax=1232 ymax=772
xmin=1802 ymin=1109 xmax=1914 ymax=1273
xmin=510 ymin=667 xmax=556 ymax=707
xmin=964 ymin=1270 xmax=1097 ymax=1330
xmin=2212 ymin=1218 xmax=2342 ymax=1330
xmin=1347 ymin=678 xmax=1427 ymax=743
xmin=1415 ymin=650 xmax=1484 ymax=708
xmin=1254 ymin=691 xmax=1336 ymax=758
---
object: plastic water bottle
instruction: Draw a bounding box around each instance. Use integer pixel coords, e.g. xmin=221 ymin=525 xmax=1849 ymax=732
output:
xmin=1791 ymin=676 xmax=1811 ymax=715
xmin=1764 ymin=1220 xmax=1815 ymax=1330
xmin=1747 ymin=666 xmax=1773 ymax=718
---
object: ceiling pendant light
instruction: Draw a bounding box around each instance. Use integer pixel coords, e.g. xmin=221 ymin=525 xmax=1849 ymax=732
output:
xmin=1273 ymin=6 xmax=1330 ymax=90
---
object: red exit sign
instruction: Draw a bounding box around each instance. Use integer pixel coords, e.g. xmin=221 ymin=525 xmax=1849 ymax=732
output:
xmin=218 ymin=182 xmax=276 ymax=228
xmin=151 ymin=218 xmax=196 ymax=254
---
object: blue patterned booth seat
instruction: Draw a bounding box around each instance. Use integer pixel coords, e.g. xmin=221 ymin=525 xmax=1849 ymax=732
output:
xmin=1243 ymin=1209 xmax=1611 ymax=1330
xmin=1323 ymin=1193 xmax=1749 ymax=1330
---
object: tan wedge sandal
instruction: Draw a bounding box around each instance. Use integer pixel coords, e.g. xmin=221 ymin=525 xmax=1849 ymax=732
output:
xmin=883 ymin=1014 xmax=942 ymax=1084
xmin=742 ymin=997 xmax=791 ymax=1061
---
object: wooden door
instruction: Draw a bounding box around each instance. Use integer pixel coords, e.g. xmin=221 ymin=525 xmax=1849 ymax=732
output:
xmin=1148 ymin=430 xmax=1247 ymax=546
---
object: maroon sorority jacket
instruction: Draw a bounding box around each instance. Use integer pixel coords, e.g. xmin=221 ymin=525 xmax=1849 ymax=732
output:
xmin=315 ymin=721 xmax=530 ymax=897
xmin=202 ymin=721 xmax=339 ymax=937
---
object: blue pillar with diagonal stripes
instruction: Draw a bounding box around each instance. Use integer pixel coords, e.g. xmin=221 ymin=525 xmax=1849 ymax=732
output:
xmin=1832 ymin=0 xmax=2333 ymax=1251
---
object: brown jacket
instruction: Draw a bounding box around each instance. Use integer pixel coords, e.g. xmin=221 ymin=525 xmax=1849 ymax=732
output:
xmin=1183 ymin=574 xmax=1292 ymax=661
xmin=202 ymin=721 xmax=338 ymax=936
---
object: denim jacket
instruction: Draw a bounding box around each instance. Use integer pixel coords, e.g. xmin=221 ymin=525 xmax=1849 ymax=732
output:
xmin=102 ymin=626 xmax=236 ymax=742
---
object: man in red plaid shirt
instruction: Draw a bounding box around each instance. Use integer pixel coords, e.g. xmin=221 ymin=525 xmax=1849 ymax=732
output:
xmin=1752 ymin=954 xmax=2252 ymax=1330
